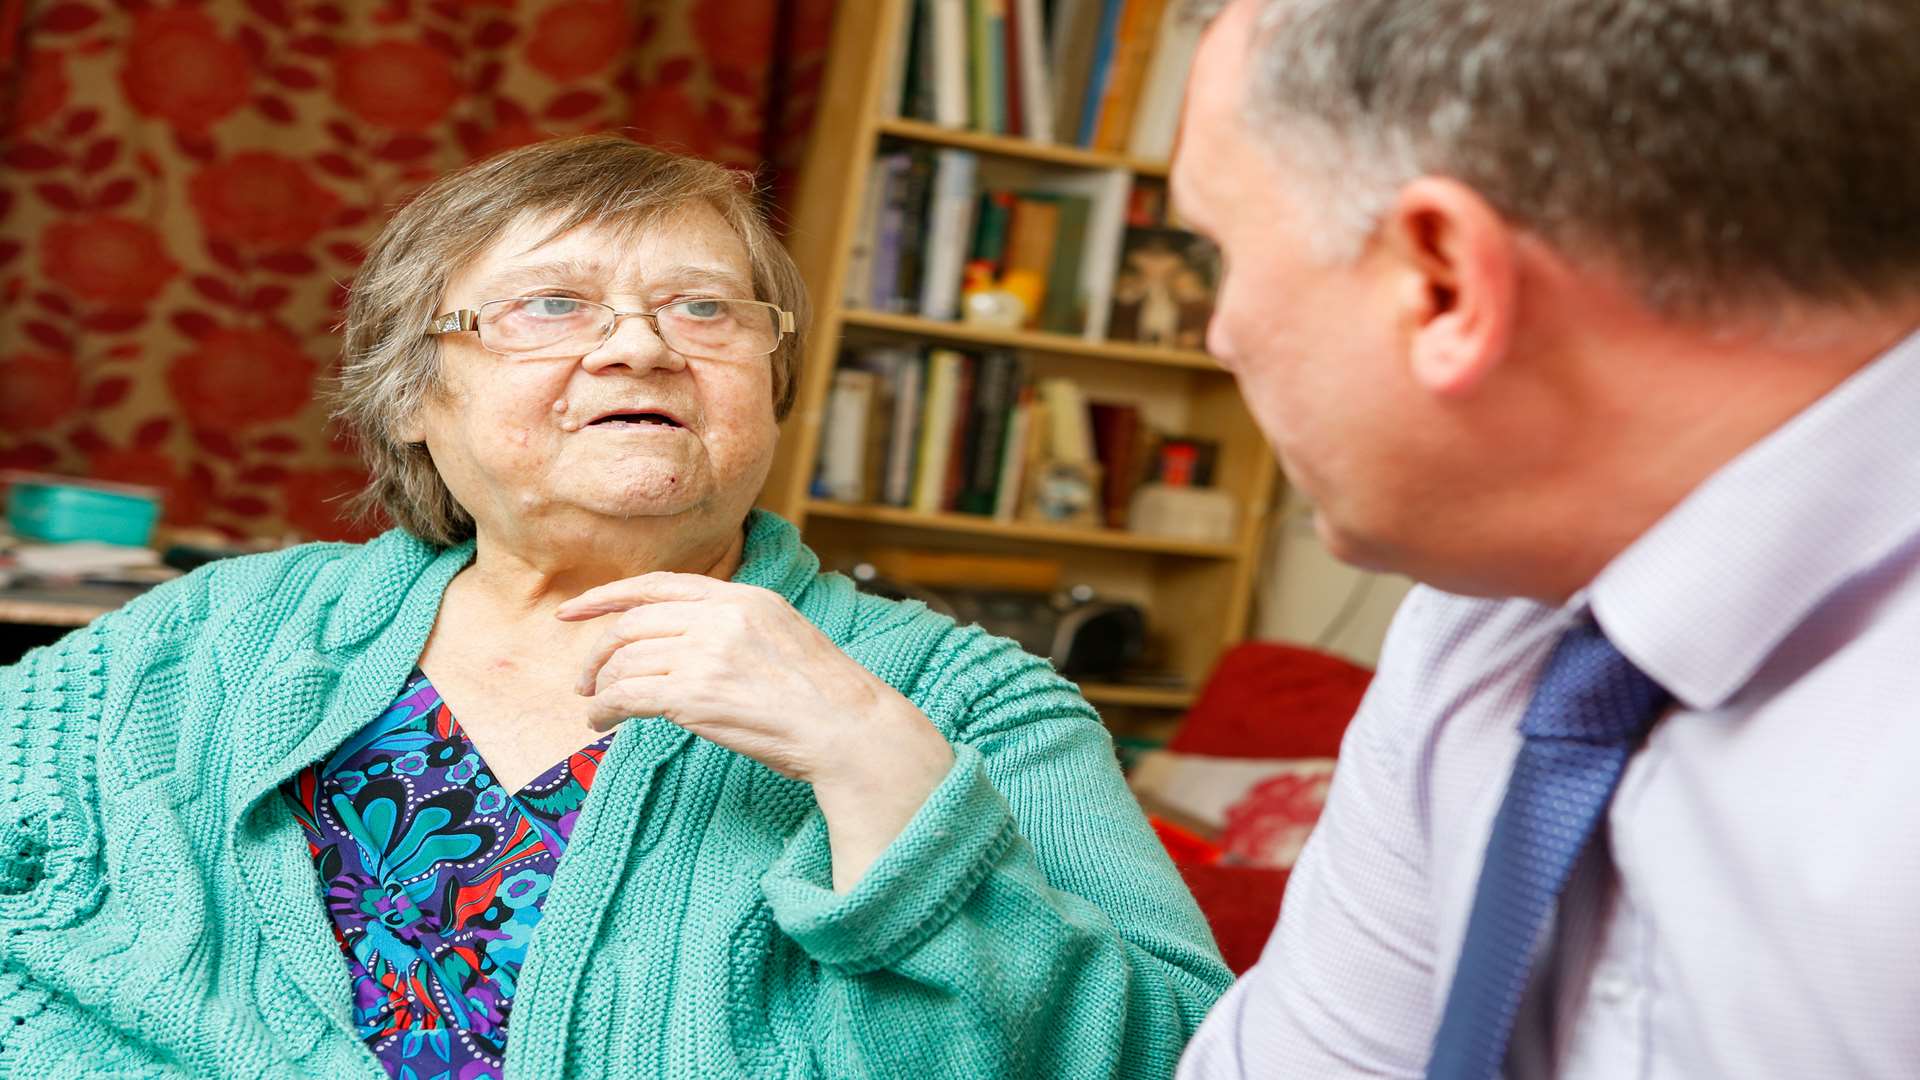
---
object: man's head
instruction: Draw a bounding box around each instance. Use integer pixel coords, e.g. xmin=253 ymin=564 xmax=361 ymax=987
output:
xmin=1173 ymin=0 xmax=1920 ymax=597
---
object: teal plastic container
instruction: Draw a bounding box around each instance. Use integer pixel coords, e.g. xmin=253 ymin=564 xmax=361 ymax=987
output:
xmin=6 ymin=477 xmax=161 ymax=547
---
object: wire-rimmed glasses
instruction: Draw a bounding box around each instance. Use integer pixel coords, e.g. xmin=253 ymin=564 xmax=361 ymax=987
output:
xmin=427 ymin=296 xmax=795 ymax=362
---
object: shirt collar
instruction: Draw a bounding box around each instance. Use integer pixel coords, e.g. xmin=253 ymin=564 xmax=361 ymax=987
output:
xmin=1591 ymin=328 xmax=1920 ymax=711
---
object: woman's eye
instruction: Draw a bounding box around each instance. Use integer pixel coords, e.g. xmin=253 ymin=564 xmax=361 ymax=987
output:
xmin=527 ymin=297 xmax=583 ymax=317
xmin=680 ymin=299 xmax=723 ymax=319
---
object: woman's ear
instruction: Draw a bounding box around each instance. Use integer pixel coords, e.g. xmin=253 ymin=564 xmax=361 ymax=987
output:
xmin=393 ymin=411 xmax=426 ymax=445
xmin=1380 ymin=177 xmax=1519 ymax=398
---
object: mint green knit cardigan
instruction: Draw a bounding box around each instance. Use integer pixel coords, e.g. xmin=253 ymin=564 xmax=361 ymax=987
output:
xmin=0 ymin=510 xmax=1229 ymax=1078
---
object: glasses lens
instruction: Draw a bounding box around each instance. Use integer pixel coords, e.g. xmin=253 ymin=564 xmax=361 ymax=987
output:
xmin=476 ymin=297 xmax=609 ymax=355
xmin=656 ymin=299 xmax=780 ymax=360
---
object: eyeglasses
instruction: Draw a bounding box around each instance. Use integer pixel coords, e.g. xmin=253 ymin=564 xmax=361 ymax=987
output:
xmin=427 ymin=296 xmax=796 ymax=362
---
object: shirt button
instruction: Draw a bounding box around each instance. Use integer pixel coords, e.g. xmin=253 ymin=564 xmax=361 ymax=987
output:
xmin=1593 ymin=971 xmax=1635 ymax=1004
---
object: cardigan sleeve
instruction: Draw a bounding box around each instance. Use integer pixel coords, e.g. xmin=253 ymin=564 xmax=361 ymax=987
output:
xmin=0 ymin=621 xmax=114 ymax=936
xmin=0 ymin=619 xmax=122 ymax=1069
xmin=759 ymin=625 xmax=1233 ymax=1079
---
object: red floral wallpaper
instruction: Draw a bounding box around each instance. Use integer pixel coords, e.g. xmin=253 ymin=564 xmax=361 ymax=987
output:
xmin=0 ymin=0 xmax=834 ymax=540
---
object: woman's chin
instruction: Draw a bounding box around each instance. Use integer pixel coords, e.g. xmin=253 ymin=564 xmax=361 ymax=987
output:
xmin=541 ymin=470 xmax=712 ymax=521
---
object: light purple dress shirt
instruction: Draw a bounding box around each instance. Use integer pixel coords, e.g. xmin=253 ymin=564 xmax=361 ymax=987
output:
xmin=1180 ymin=328 xmax=1920 ymax=1079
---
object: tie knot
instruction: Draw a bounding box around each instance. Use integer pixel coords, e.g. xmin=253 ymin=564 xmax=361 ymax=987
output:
xmin=1517 ymin=619 xmax=1671 ymax=745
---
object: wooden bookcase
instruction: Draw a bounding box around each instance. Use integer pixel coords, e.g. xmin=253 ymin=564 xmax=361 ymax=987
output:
xmin=764 ymin=0 xmax=1278 ymax=717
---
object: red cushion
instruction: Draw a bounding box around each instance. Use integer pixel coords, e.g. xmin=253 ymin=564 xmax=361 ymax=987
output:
xmin=1174 ymin=860 xmax=1290 ymax=975
xmin=1167 ymin=641 xmax=1371 ymax=760
xmin=1149 ymin=815 xmax=1225 ymax=865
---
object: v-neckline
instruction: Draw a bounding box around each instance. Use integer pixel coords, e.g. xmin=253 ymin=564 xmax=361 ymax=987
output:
xmin=404 ymin=667 xmax=613 ymax=806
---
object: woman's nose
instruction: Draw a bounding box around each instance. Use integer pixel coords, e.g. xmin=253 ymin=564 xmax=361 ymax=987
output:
xmin=580 ymin=313 xmax=685 ymax=374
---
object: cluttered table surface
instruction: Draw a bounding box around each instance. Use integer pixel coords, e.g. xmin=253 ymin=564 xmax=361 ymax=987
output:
xmin=0 ymin=584 xmax=147 ymax=627
xmin=2 ymin=471 xmax=290 ymax=661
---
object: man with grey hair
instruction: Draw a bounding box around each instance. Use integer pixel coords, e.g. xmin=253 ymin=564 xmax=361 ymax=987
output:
xmin=1170 ymin=0 xmax=1920 ymax=1077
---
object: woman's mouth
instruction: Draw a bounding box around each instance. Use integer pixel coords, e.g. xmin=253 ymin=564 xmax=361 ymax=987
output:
xmin=587 ymin=411 xmax=683 ymax=429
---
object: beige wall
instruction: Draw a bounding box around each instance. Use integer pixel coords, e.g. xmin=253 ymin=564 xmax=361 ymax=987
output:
xmin=1253 ymin=489 xmax=1413 ymax=668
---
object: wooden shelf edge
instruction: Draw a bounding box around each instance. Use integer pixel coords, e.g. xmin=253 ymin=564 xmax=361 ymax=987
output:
xmin=1077 ymin=682 xmax=1196 ymax=709
xmin=804 ymin=500 xmax=1242 ymax=558
xmin=841 ymin=309 xmax=1221 ymax=371
xmin=876 ymin=117 xmax=1170 ymax=176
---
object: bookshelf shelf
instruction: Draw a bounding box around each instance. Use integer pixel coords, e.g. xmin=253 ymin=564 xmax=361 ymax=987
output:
xmin=841 ymin=309 xmax=1221 ymax=371
xmin=875 ymin=117 xmax=1171 ymax=178
xmin=805 ymin=499 xmax=1242 ymax=558
xmin=768 ymin=0 xmax=1279 ymax=712
xmin=1077 ymin=683 xmax=1196 ymax=709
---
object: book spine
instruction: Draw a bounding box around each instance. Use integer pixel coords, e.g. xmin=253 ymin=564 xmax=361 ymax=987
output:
xmin=817 ymin=368 xmax=875 ymax=502
xmin=1088 ymin=400 xmax=1141 ymax=527
xmin=1015 ymin=0 xmax=1055 ymax=143
xmin=1038 ymin=195 xmax=1091 ymax=333
xmin=932 ymin=0 xmax=970 ymax=128
xmin=897 ymin=148 xmax=937 ymax=314
xmin=1093 ymin=0 xmax=1169 ymax=152
xmin=1050 ymin=0 xmax=1102 ymax=149
xmin=1126 ymin=10 xmax=1202 ymax=159
xmin=843 ymin=157 xmax=890 ymax=309
xmin=883 ymin=350 xmax=925 ymax=506
xmin=963 ymin=350 xmax=1020 ymax=514
xmin=881 ymin=0 xmax=920 ymax=120
xmin=859 ymin=353 xmax=899 ymax=503
xmin=1076 ymin=168 xmax=1132 ymax=339
xmin=942 ymin=352 xmax=979 ymax=512
xmin=986 ymin=0 xmax=1010 ymax=134
xmin=1003 ymin=195 xmax=1062 ymax=326
xmin=870 ymin=154 xmax=911 ymax=311
xmin=1001 ymin=0 xmax=1024 ymax=138
xmin=969 ymin=0 xmax=993 ymax=131
xmin=1077 ymin=0 xmax=1128 ymax=147
xmin=992 ymin=382 xmax=1035 ymax=521
xmin=902 ymin=0 xmax=935 ymax=121
xmin=912 ymin=350 xmax=962 ymax=513
xmin=970 ymin=189 xmax=1018 ymax=276
xmin=918 ymin=150 xmax=980 ymax=321
xmin=1040 ymin=376 xmax=1094 ymax=464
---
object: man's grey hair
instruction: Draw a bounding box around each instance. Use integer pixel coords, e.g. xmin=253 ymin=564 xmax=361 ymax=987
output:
xmin=1234 ymin=0 xmax=1920 ymax=314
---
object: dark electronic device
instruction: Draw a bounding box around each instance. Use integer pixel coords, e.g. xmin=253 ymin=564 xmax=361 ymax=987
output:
xmin=851 ymin=570 xmax=1147 ymax=679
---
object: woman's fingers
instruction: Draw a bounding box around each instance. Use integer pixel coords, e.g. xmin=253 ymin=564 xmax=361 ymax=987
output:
xmin=556 ymin=571 xmax=724 ymax=621
xmin=585 ymin=675 xmax=672 ymax=730
xmin=594 ymin=638 xmax=678 ymax=693
xmin=574 ymin=602 xmax=696 ymax=694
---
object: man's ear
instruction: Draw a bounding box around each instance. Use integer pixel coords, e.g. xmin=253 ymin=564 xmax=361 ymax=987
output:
xmin=1381 ymin=177 xmax=1518 ymax=397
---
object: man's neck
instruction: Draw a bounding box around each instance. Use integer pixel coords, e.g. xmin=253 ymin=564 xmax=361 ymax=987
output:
xmin=1408 ymin=290 xmax=1920 ymax=604
xmin=1516 ymin=303 xmax=1920 ymax=603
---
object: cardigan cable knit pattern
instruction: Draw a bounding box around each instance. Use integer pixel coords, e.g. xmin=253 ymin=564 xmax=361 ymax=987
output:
xmin=0 ymin=510 xmax=1230 ymax=1078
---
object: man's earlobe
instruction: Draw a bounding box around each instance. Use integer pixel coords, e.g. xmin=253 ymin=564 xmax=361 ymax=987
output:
xmin=1387 ymin=178 xmax=1518 ymax=397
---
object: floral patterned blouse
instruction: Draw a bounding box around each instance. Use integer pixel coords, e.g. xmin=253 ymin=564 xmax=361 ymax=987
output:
xmin=282 ymin=668 xmax=613 ymax=1080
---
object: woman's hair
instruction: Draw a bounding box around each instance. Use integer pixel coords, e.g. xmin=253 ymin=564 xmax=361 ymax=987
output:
xmin=333 ymin=134 xmax=810 ymax=546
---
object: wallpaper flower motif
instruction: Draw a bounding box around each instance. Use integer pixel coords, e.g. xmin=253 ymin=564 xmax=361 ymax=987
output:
xmin=1 ymin=0 xmax=832 ymax=540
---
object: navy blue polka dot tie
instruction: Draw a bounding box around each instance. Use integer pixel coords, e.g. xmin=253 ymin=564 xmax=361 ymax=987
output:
xmin=1427 ymin=618 xmax=1671 ymax=1080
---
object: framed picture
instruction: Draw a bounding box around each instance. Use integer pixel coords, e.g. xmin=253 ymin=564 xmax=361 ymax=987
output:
xmin=1106 ymin=226 xmax=1220 ymax=350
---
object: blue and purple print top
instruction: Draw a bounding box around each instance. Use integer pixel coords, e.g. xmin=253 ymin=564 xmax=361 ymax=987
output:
xmin=282 ymin=668 xmax=614 ymax=1080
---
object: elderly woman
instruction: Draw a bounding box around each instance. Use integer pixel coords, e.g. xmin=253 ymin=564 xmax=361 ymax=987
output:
xmin=0 ymin=135 xmax=1229 ymax=1078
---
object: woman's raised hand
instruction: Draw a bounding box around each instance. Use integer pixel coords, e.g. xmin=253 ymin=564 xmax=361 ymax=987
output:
xmin=557 ymin=572 xmax=954 ymax=889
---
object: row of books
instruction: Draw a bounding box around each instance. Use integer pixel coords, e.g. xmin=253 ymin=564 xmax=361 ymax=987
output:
xmin=846 ymin=145 xmax=1093 ymax=331
xmin=890 ymin=0 xmax=1204 ymax=160
xmin=846 ymin=144 xmax=1224 ymax=349
xmin=811 ymin=345 xmax=1220 ymax=528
